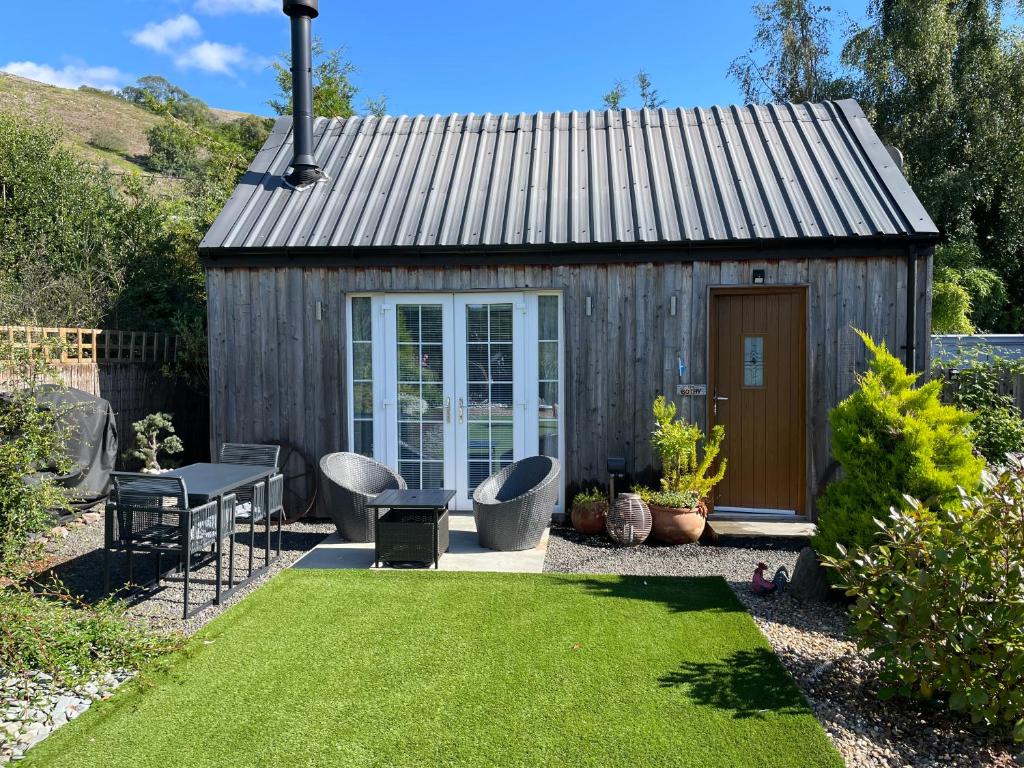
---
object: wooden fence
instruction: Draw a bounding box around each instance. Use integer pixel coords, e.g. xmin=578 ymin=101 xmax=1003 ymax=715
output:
xmin=1 ymin=326 xmax=179 ymax=364
xmin=1 ymin=325 xmax=208 ymax=465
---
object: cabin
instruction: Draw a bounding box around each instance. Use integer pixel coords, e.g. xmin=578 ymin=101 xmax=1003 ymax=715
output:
xmin=200 ymin=96 xmax=938 ymax=521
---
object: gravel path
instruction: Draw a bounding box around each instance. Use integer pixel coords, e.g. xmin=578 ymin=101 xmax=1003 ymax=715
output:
xmin=544 ymin=525 xmax=1020 ymax=768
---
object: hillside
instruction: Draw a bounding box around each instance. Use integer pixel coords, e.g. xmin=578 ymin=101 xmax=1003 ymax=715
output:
xmin=0 ymin=72 xmax=261 ymax=179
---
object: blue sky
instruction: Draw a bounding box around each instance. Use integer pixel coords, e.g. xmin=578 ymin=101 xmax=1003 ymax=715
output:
xmin=1 ymin=0 xmax=873 ymax=117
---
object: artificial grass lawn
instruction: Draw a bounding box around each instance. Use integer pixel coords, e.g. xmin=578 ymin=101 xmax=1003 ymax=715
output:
xmin=24 ymin=571 xmax=843 ymax=768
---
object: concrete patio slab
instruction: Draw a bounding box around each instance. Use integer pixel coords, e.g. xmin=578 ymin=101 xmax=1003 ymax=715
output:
xmin=292 ymin=512 xmax=548 ymax=573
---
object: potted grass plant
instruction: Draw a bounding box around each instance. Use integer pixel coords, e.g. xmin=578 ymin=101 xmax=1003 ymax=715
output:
xmin=642 ymin=395 xmax=727 ymax=544
xmin=570 ymin=487 xmax=608 ymax=536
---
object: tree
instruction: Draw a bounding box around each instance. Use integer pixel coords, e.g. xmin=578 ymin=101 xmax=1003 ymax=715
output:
xmin=841 ymin=0 xmax=1024 ymax=331
xmin=270 ymin=38 xmax=359 ymax=118
xmin=728 ymin=0 xmax=845 ymax=103
xmin=120 ymin=75 xmax=213 ymax=126
xmin=146 ymin=120 xmax=202 ymax=177
xmin=813 ymin=330 xmax=983 ymax=557
xmin=602 ymin=70 xmax=666 ymax=109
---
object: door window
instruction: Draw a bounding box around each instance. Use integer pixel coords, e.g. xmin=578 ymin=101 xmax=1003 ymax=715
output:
xmin=396 ymin=304 xmax=446 ymax=489
xmin=465 ymin=303 xmax=515 ymax=493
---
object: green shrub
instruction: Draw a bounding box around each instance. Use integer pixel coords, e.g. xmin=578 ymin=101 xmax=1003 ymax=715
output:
xmin=937 ymin=350 xmax=1024 ymax=464
xmin=650 ymin=395 xmax=726 ymax=499
xmin=0 ymin=583 xmax=178 ymax=685
xmin=813 ymin=331 xmax=983 ymax=557
xmin=571 ymin=488 xmax=606 ymax=507
xmin=0 ymin=341 xmax=70 ymax=576
xmin=822 ymin=462 xmax=1024 ymax=741
xmin=89 ymin=128 xmax=129 ymax=156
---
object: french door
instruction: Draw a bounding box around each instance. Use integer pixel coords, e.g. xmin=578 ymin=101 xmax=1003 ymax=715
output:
xmin=370 ymin=293 xmax=529 ymax=510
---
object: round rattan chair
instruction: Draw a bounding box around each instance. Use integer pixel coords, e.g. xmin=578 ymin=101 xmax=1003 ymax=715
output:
xmin=473 ymin=456 xmax=560 ymax=551
xmin=318 ymin=453 xmax=406 ymax=542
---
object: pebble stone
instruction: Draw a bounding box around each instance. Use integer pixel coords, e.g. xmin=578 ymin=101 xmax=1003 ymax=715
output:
xmin=544 ymin=525 xmax=1020 ymax=768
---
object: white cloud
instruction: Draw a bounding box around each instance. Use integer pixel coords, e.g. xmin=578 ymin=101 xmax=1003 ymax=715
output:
xmin=195 ymin=0 xmax=278 ymax=15
xmin=0 ymin=61 xmax=128 ymax=91
xmin=174 ymin=41 xmax=252 ymax=75
xmin=132 ymin=15 xmax=202 ymax=53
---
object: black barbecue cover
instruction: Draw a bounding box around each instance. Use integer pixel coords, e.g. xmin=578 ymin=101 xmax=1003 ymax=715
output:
xmin=32 ymin=386 xmax=119 ymax=506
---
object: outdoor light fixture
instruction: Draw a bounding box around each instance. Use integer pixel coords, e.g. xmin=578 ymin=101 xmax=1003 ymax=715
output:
xmin=752 ymin=269 xmax=766 ymax=284
xmin=607 ymin=456 xmax=626 ymax=504
xmin=585 ymin=296 xmax=592 ymax=316
xmin=670 ymin=294 xmax=677 ymax=316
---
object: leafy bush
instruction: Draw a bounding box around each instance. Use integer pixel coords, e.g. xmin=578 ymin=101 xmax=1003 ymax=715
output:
xmin=813 ymin=331 xmax=983 ymax=557
xmin=0 ymin=342 xmax=70 ymax=576
xmin=822 ymin=462 xmax=1024 ymax=741
xmin=89 ymin=128 xmax=129 ymax=156
xmin=648 ymin=489 xmax=700 ymax=509
xmin=937 ymin=350 xmax=1024 ymax=464
xmin=0 ymin=583 xmax=178 ymax=685
xmin=571 ymin=488 xmax=606 ymax=506
xmin=127 ymin=412 xmax=183 ymax=471
xmin=650 ymin=395 xmax=726 ymax=500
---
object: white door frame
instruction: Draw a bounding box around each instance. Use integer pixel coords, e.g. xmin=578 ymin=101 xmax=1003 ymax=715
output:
xmin=348 ymin=291 xmax=564 ymax=514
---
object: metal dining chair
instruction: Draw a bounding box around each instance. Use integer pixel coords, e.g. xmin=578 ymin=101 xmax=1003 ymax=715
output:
xmin=103 ymin=472 xmax=236 ymax=618
xmin=218 ymin=443 xmax=282 ymax=576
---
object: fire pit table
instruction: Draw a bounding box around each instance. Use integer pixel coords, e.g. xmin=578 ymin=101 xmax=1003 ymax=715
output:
xmin=368 ymin=489 xmax=454 ymax=569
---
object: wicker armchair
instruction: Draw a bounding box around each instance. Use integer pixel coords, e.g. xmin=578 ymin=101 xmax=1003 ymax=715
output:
xmin=103 ymin=473 xmax=236 ymax=618
xmin=319 ymin=453 xmax=406 ymax=542
xmin=473 ymin=456 xmax=560 ymax=551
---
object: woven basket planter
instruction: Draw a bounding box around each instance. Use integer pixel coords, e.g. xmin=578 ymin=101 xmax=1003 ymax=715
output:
xmin=606 ymin=493 xmax=651 ymax=547
xmin=570 ymin=499 xmax=608 ymax=536
xmin=649 ymin=500 xmax=708 ymax=544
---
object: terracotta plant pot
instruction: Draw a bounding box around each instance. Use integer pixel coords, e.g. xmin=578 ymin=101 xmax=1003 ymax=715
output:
xmin=649 ymin=500 xmax=708 ymax=544
xmin=570 ymin=499 xmax=608 ymax=536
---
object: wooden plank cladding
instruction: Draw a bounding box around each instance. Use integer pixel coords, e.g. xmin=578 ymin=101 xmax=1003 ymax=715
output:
xmin=206 ymin=251 xmax=932 ymax=518
xmin=0 ymin=326 xmax=180 ymax=365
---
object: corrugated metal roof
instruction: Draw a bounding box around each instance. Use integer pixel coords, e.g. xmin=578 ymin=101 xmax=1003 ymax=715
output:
xmin=200 ymin=99 xmax=938 ymax=254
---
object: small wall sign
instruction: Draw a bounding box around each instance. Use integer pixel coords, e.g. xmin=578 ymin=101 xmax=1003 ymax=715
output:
xmin=677 ymin=384 xmax=707 ymax=397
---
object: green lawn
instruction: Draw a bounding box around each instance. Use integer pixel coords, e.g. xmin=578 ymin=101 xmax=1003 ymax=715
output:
xmin=24 ymin=571 xmax=843 ymax=768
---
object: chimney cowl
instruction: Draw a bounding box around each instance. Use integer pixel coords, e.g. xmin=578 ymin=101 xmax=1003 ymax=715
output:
xmin=283 ymin=0 xmax=318 ymax=19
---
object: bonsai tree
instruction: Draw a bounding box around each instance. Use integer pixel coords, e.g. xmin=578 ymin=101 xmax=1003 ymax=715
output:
xmin=127 ymin=412 xmax=183 ymax=471
xmin=648 ymin=394 xmax=727 ymax=508
xmin=813 ymin=330 xmax=983 ymax=557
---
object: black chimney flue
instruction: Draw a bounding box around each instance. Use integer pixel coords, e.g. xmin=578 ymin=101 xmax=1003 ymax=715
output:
xmin=283 ymin=0 xmax=324 ymax=188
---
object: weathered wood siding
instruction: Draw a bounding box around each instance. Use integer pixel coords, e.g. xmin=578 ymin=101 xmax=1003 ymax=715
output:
xmin=206 ymin=250 xmax=932 ymax=517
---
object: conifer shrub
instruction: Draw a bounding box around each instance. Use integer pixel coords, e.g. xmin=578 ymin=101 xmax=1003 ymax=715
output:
xmin=813 ymin=331 xmax=983 ymax=557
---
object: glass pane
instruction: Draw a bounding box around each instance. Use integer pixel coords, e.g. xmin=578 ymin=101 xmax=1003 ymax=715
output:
xmin=539 ymin=421 xmax=559 ymax=458
xmin=539 ymin=341 xmax=558 ymax=380
xmin=469 ymin=461 xmax=491 ymax=490
xmin=399 ymin=423 xmax=420 ymax=459
xmin=353 ymin=343 xmax=372 ymax=381
xmin=744 ymin=336 xmax=765 ymax=387
xmin=353 ymin=382 xmax=373 ymax=419
xmin=421 ymin=344 xmax=444 ymax=382
xmin=467 ymin=305 xmax=488 ymax=341
xmin=490 ymin=344 xmax=513 ymax=381
xmin=467 ymin=344 xmax=489 ymax=382
xmin=489 ymin=304 xmax=513 ymax=341
xmin=420 ymin=305 xmax=443 ymax=343
xmin=491 ymin=423 xmax=514 ymax=464
xmin=490 ymin=384 xmax=513 ymax=422
xmin=538 ymin=296 xmax=558 ymax=341
xmin=538 ymin=381 xmax=558 ymax=415
xmin=352 ymin=297 xmax=372 ymax=342
xmin=468 ymin=423 xmax=490 ymax=460
xmin=353 ymin=420 xmax=373 ymax=457
xmin=421 ymin=423 xmax=444 ymax=460
xmin=396 ymin=303 xmax=445 ymax=494
xmin=397 ymin=306 xmax=420 ymax=343
xmin=421 ymin=462 xmax=444 ymax=489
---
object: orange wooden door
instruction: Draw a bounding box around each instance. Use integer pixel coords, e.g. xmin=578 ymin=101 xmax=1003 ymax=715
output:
xmin=709 ymin=288 xmax=806 ymax=514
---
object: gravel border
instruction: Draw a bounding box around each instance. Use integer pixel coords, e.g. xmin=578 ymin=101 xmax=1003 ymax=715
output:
xmin=1 ymin=513 xmax=332 ymax=764
xmin=543 ymin=525 xmax=1020 ymax=768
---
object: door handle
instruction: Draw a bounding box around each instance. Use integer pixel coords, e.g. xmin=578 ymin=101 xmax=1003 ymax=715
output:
xmin=444 ymin=396 xmax=451 ymax=423
xmin=712 ymin=391 xmax=729 ymax=416
xmin=458 ymin=397 xmax=465 ymax=424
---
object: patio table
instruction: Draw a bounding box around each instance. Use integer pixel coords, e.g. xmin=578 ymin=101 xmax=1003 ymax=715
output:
xmin=368 ymin=489 xmax=455 ymax=569
xmin=165 ymin=462 xmax=277 ymax=604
